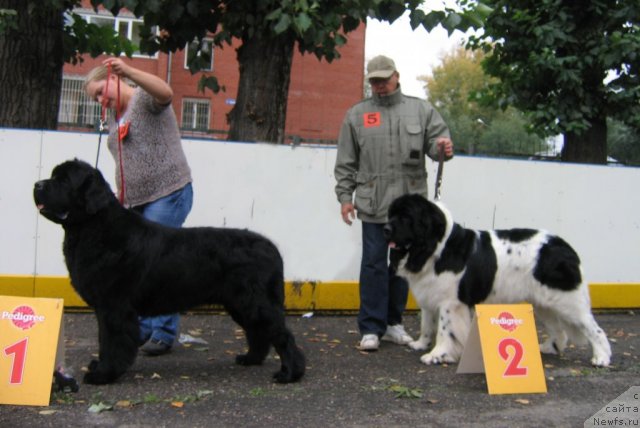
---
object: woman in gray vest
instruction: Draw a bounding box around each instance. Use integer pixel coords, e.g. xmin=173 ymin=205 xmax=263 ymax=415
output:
xmin=85 ymin=57 xmax=193 ymax=356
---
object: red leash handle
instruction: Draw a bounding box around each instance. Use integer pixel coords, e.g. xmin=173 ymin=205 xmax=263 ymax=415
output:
xmin=100 ymin=64 xmax=110 ymax=125
xmin=99 ymin=63 xmax=126 ymax=205
xmin=115 ymin=76 xmax=126 ymax=205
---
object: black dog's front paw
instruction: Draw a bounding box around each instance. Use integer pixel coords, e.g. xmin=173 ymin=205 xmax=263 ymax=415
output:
xmin=83 ymin=360 xmax=119 ymax=385
xmin=235 ymin=353 xmax=263 ymax=366
xmin=87 ymin=359 xmax=99 ymax=372
xmin=272 ymin=367 xmax=304 ymax=384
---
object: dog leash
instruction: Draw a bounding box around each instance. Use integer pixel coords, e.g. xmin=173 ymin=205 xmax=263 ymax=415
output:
xmin=434 ymin=144 xmax=445 ymax=201
xmin=95 ymin=67 xmax=109 ymax=169
xmin=95 ymin=63 xmax=126 ymax=205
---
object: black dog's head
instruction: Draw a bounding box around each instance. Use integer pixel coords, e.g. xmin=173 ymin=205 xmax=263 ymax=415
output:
xmin=33 ymin=159 xmax=116 ymax=225
xmin=384 ymin=194 xmax=448 ymax=272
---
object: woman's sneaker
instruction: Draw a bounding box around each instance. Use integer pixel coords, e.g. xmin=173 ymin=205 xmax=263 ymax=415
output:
xmin=140 ymin=338 xmax=172 ymax=356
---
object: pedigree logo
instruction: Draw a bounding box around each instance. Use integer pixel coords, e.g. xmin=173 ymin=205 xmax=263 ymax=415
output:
xmin=1 ymin=305 xmax=45 ymax=330
xmin=490 ymin=311 xmax=523 ymax=332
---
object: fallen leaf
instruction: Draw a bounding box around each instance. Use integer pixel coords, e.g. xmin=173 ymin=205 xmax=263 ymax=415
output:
xmin=151 ymin=373 xmax=162 ymax=379
xmin=88 ymin=402 xmax=113 ymax=413
xmin=171 ymin=401 xmax=184 ymax=408
xmin=39 ymin=410 xmax=57 ymax=415
xmin=115 ymin=400 xmax=131 ymax=408
xmin=426 ymin=398 xmax=440 ymax=404
xmin=197 ymin=390 xmax=214 ymax=398
xmin=515 ymin=399 xmax=530 ymax=405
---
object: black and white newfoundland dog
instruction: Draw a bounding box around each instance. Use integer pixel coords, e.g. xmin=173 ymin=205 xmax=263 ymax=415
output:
xmin=33 ymin=159 xmax=305 ymax=385
xmin=384 ymin=194 xmax=611 ymax=367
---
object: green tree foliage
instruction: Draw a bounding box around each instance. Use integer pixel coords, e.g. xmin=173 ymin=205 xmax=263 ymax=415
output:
xmin=421 ymin=47 xmax=546 ymax=156
xmin=0 ymin=0 xmax=490 ymax=141
xmin=467 ymin=0 xmax=640 ymax=164
xmin=608 ymin=119 xmax=640 ymax=165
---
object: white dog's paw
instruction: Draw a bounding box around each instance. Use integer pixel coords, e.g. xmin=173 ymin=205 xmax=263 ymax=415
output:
xmin=419 ymin=350 xmax=456 ymax=365
xmin=408 ymin=339 xmax=430 ymax=351
xmin=539 ymin=339 xmax=560 ymax=355
xmin=591 ymin=354 xmax=610 ymax=367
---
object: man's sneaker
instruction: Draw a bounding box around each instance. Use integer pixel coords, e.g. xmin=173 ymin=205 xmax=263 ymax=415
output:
xmin=140 ymin=338 xmax=172 ymax=356
xmin=381 ymin=324 xmax=413 ymax=345
xmin=358 ymin=334 xmax=380 ymax=351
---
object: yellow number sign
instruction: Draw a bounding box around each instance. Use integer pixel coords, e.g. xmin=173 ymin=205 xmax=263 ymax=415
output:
xmin=457 ymin=303 xmax=547 ymax=395
xmin=0 ymin=296 xmax=63 ymax=406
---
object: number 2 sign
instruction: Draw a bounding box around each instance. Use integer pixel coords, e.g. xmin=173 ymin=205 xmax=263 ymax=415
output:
xmin=457 ymin=304 xmax=547 ymax=395
xmin=0 ymin=296 xmax=63 ymax=406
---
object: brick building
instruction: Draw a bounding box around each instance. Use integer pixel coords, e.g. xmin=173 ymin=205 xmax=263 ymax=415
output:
xmin=60 ymin=3 xmax=366 ymax=144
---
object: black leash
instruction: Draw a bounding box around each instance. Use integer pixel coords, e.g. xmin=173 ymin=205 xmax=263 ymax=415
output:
xmin=95 ymin=119 xmax=105 ymax=168
xmin=434 ymin=145 xmax=444 ymax=201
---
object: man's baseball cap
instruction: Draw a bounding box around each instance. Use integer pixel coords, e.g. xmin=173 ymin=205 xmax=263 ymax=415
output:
xmin=365 ymin=55 xmax=397 ymax=80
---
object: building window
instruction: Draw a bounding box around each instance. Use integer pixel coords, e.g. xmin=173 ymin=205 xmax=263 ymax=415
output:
xmin=185 ymin=38 xmax=214 ymax=71
xmin=79 ymin=11 xmax=156 ymax=58
xmin=182 ymin=98 xmax=210 ymax=130
xmin=58 ymin=75 xmax=101 ymax=128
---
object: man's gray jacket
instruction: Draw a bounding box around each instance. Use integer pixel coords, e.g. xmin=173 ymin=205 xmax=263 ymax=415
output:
xmin=334 ymin=87 xmax=452 ymax=223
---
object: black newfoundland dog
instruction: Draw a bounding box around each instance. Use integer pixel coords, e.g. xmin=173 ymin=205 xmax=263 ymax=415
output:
xmin=384 ymin=193 xmax=611 ymax=367
xmin=33 ymin=159 xmax=305 ymax=385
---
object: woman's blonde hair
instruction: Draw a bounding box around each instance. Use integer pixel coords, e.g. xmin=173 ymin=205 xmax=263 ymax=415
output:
xmin=83 ymin=65 xmax=108 ymax=92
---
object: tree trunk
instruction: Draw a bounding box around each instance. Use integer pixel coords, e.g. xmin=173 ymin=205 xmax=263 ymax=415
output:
xmin=0 ymin=1 xmax=64 ymax=129
xmin=227 ymin=30 xmax=295 ymax=143
xmin=562 ymin=117 xmax=608 ymax=164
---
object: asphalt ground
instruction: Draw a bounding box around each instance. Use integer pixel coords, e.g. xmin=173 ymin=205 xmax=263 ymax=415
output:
xmin=0 ymin=310 xmax=638 ymax=428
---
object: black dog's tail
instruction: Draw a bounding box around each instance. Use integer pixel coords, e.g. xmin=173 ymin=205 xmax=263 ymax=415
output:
xmin=272 ymin=326 xmax=306 ymax=383
xmin=266 ymin=247 xmax=306 ymax=383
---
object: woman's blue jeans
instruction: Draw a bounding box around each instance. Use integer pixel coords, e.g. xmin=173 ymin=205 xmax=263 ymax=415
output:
xmin=133 ymin=183 xmax=193 ymax=346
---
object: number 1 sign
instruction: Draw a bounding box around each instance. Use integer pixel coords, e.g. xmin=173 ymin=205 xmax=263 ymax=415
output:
xmin=457 ymin=304 xmax=547 ymax=395
xmin=0 ymin=296 xmax=63 ymax=406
